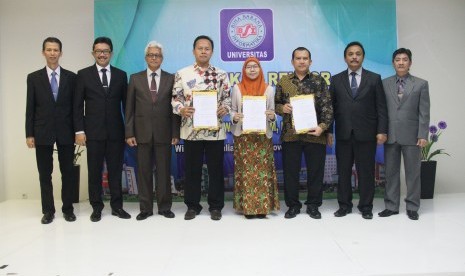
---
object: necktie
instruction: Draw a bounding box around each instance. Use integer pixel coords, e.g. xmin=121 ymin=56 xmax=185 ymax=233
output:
xmin=350 ymin=71 xmax=358 ymax=98
xmin=397 ymin=78 xmax=405 ymax=100
xmin=150 ymin=72 xmax=157 ymax=103
xmin=51 ymin=71 xmax=58 ymax=101
xmin=101 ymin=68 xmax=109 ymax=93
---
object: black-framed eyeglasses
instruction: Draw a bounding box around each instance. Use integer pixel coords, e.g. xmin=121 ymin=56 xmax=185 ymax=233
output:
xmin=146 ymin=53 xmax=163 ymax=59
xmin=93 ymin=50 xmax=112 ymax=55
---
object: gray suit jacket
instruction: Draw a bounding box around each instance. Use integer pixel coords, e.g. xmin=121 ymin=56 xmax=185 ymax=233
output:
xmin=383 ymin=74 xmax=430 ymax=145
xmin=125 ymin=69 xmax=180 ymax=144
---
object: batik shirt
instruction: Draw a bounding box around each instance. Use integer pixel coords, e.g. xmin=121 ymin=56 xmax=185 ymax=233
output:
xmin=172 ymin=63 xmax=231 ymax=140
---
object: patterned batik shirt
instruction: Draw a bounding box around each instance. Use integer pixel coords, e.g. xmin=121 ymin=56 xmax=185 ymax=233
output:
xmin=275 ymin=71 xmax=333 ymax=144
xmin=172 ymin=63 xmax=231 ymax=140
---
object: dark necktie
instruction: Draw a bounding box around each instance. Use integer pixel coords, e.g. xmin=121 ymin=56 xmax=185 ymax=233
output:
xmin=101 ymin=68 xmax=109 ymax=93
xmin=397 ymin=78 xmax=405 ymax=100
xmin=350 ymin=71 xmax=358 ymax=98
xmin=150 ymin=72 xmax=158 ymax=103
xmin=51 ymin=71 xmax=58 ymax=101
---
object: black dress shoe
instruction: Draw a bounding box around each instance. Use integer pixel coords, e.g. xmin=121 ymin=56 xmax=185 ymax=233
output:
xmin=306 ymin=206 xmax=321 ymax=219
xmin=407 ymin=210 xmax=419 ymax=220
xmin=245 ymin=214 xmax=256 ymax=219
xmin=210 ymin=209 xmax=222 ymax=221
xmin=158 ymin=210 xmax=175 ymax=218
xmin=184 ymin=209 xmax=200 ymax=220
xmin=90 ymin=210 xmax=102 ymax=222
xmin=362 ymin=211 xmax=373 ymax=219
xmin=378 ymin=209 xmax=399 ymax=217
xmin=41 ymin=213 xmax=54 ymax=224
xmin=256 ymin=214 xmax=267 ymax=219
xmin=112 ymin=208 xmax=131 ymax=219
xmin=284 ymin=208 xmax=300 ymax=219
xmin=136 ymin=212 xmax=153 ymax=221
xmin=334 ymin=208 xmax=352 ymax=217
xmin=63 ymin=212 xmax=76 ymax=222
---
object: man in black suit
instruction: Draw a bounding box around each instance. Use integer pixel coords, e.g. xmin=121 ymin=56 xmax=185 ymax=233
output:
xmin=328 ymin=41 xmax=388 ymax=219
xmin=26 ymin=37 xmax=77 ymax=224
xmin=125 ymin=41 xmax=181 ymax=220
xmin=74 ymin=37 xmax=130 ymax=222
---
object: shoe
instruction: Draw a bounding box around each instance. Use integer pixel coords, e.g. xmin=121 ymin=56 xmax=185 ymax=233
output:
xmin=362 ymin=211 xmax=373 ymax=219
xmin=158 ymin=210 xmax=175 ymax=218
xmin=90 ymin=210 xmax=102 ymax=222
xmin=245 ymin=214 xmax=256 ymax=219
xmin=184 ymin=209 xmax=200 ymax=220
xmin=41 ymin=213 xmax=54 ymax=224
xmin=407 ymin=210 xmax=419 ymax=220
xmin=210 ymin=210 xmax=222 ymax=221
xmin=136 ymin=212 xmax=153 ymax=221
xmin=284 ymin=208 xmax=300 ymax=219
xmin=378 ymin=209 xmax=399 ymax=217
xmin=111 ymin=208 xmax=131 ymax=219
xmin=256 ymin=214 xmax=267 ymax=219
xmin=306 ymin=206 xmax=321 ymax=219
xmin=63 ymin=212 xmax=76 ymax=222
xmin=334 ymin=208 xmax=352 ymax=217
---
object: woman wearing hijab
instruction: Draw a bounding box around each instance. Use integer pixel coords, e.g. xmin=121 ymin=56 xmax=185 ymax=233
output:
xmin=231 ymin=57 xmax=280 ymax=219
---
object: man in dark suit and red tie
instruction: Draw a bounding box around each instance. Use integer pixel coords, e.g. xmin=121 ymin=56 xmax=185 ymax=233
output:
xmin=26 ymin=37 xmax=77 ymax=224
xmin=328 ymin=41 xmax=388 ymax=219
xmin=74 ymin=37 xmax=130 ymax=222
xmin=125 ymin=41 xmax=181 ymax=220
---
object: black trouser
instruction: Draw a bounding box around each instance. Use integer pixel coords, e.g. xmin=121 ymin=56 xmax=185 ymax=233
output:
xmin=35 ymin=144 xmax=75 ymax=214
xmin=184 ymin=140 xmax=224 ymax=212
xmin=282 ymin=141 xmax=326 ymax=210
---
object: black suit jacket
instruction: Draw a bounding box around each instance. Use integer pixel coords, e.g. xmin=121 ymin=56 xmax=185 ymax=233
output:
xmin=329 ymin=68 xmax=388 ymax=141
xmin=26 ymin=67 xmax=76 ymax=145
xmin=125 ymin=69 xmax=180 ymax=144
xmin=74 ymin=64 xmax=127 ymax=141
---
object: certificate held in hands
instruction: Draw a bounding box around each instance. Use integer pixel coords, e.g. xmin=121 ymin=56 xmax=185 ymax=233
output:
xmin=242 ymin=96 xmax=266 ymax=134
xmin=290 ymin=94 xmax=317 ymax=134
xmin=192 ymin=90 xmax=219 ymax=130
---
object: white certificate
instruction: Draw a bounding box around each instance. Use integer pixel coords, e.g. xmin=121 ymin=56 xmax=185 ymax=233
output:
xmin=192 ymin=91 xmax=219 ymax=130
xmin=242 ymin=96 xmax=266 ymax=134
xmin=290 ymin=95 xmax=317 ymax=133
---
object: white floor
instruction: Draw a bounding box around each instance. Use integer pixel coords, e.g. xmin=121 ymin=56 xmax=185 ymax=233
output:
xmin=1 ymin=194 xmax=465 ymax=276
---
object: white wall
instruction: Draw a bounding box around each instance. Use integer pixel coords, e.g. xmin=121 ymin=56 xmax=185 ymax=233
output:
xmin=0 ymin=0 xmax=464 ymax=202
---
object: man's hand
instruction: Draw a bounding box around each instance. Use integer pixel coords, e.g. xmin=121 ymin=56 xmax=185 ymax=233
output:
xmin=308 ymin=126 xmax=323 ymax=137
xmin=26 ymin=137 xmax=35 ymax=148
xmin=326 ymin=133 xmax=334 ymax=147
xmin=172 ymin=138 xmax=179 ymax=145
xmin=233 ymin=112 xmax=243 ymax=123
xmin=126 ymin=137 xmax=137 ymax=147
xmin=265 ymin=110 xmax=275 ymax=120
xmin=75 ymin=133 xmax=87 ymax=146
xmin=282 ymin=103 xmax=292 ymax=114
xmin=417 ymin=138 xmax=427 ymax=148
xmin=376 ymin=134 xmax=387 ymax=144
xmin=180 ymin=107 xmax=195 ymax=118
xmin=217 ymin=106 xmax=228 ymax=118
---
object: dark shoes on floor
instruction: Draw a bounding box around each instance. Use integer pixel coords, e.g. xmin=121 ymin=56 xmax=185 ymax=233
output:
xmin=245 ymin=214 xmax=267 ymax=219
xmin=136 ymin=212 xmax=153 ymax=221
xmin=158 ymin=210 xmax=175 ymax=218
xmin=362 ymin=211 xmax=373 ymax=220
xmin=41 ymin=213 xmax=54 ymax=224
xmin=111 ymin=208 xmax=131 ymax=219
xmin=210 ymin=210 xmax=222 ymax=221
xmin=306 ymin=207 xmax=321 ymax=219
xmin=90 ymin=210 xmax=102 ymax=222
xmin=407 ymin=210 xmax=419 ymax=220
xmin=378 ymin=209 xmax=399 ymax=217
xmin=63 ymin=212 xmax=76 ymax=222
xmin=334 ymin=208 xmax=352 ymax=217
xmin=284 ymin=208 xmax=300 ymax=219
xmin=184 ymin=209 xmax=200 ymax=220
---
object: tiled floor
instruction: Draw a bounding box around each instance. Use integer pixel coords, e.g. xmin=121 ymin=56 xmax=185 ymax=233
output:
xmin=1 ymin=194 xmax=465 ymax=276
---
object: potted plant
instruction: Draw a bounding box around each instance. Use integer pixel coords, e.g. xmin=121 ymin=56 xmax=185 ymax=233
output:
xmin=420 ymin=121 xmax=449 ymax=199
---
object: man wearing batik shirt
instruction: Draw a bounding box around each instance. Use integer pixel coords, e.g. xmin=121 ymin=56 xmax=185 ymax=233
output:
xmin=275 ymin=47 xmax=333 ymax=219
xmin=172 ymin=35 xmax=231 ymax=221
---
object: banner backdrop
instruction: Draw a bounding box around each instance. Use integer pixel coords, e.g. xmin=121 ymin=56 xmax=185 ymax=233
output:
xmin=95 ymin=0 xmax=397 ymax=194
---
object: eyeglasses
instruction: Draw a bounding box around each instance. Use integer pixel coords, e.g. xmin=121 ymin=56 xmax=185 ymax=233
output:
xmin=146 ymin=53 xmax=163 ymax=59
xmin=245 ymin=65 xmax=260 ymax=70
xmin=93 ymin=49 xmax=111 ymax=55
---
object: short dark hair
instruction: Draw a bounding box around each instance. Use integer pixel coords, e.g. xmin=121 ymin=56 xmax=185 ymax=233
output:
xmin=292 ymin=47 xmax=312 ymax=60
xmin=42 ymin=37 xmax=62 ymax=52
xmin=93 ymin=36 xmax=113 ymax=52
xmin=193 ymin=35 xmax=214 ymax=50
xmin=392 ymin=47 xmax=412 ymax=62
xmin=344 ymin=41 xmax=365 ymax=57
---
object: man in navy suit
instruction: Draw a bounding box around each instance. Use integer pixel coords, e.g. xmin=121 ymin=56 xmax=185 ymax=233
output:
xmin=26 ymin=37 xmax=77 ymax=224
xmin=328 ymin=41 xmax=388 ymax=219
xmin=74 ymin=37 xmax=130 ymax=222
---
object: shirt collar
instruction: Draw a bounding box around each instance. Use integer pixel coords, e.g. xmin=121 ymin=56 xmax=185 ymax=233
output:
xmin=347 ymin=67 xmax=362 ymax=76
xmin=147 ymin=67 xmax=161 ymax=77
xmin=396 ymin=73 xmax=410 ymax=82
xmin=46 ymin=66 xmax=61 ymax=76
xmin=290 ymin=71 xmax=311 ymax=80
xmin=96 ymin=64 xmax=110 ymax=72
xmin=193 ymin=63 xmax=214 ymax=73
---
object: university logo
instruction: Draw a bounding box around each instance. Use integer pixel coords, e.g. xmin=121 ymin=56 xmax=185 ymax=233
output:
xmin=220 ymin=9 xmax=274 ymax=61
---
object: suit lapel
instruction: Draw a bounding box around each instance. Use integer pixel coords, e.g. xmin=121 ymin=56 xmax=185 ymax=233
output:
xmin=341 ymin=72 xmax=352 ymax=98
xmin=92 ymin=65 xmax=107 ymax=95
xmin=356 ymin=69 xmax=369 ymax=99
xmin=40 ymin=67 xmax=56 ymax=102
xmin=136 ymin=71 xmax=151 ymax=101
xmin=388 ymin=77 xmax=401 ymax=105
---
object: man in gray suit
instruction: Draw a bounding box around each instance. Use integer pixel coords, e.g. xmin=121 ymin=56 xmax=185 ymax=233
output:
xmin=378 ymin=48 xmax=430 ymax=220
xmin=125 ymin=41 xmax=181 ymax=220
